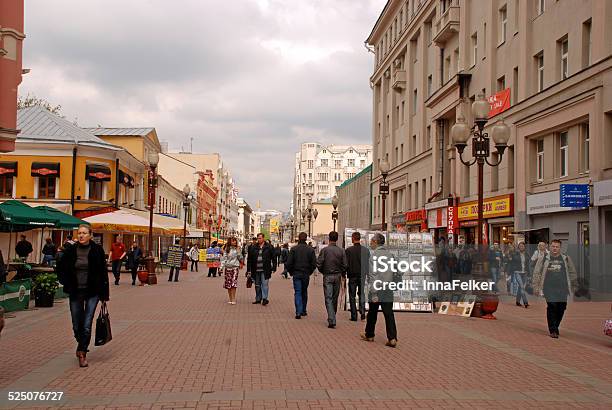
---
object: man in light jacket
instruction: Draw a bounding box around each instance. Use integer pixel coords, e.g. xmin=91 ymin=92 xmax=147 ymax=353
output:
xmin=316 ymin=231 xmax=347 ymax=329
xmin=532 ymin=239 xmax=578 ymax=339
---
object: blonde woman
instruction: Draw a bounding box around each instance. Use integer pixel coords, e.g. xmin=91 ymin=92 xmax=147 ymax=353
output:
xmin=221 ymin=237 xmax=244 ymax=304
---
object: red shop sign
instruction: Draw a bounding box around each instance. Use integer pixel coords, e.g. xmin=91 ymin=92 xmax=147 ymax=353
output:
xmin=405 ymin=209 xmax=426 ymax=224
xmin=488 ymin=88 xmax=511 ymax=118
xmin=447 ymin=206 xmax=458 ymax=234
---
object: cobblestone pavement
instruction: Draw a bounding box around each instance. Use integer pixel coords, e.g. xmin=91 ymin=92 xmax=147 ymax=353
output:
xmin=1 ymin=267 xmax=611 ymax=409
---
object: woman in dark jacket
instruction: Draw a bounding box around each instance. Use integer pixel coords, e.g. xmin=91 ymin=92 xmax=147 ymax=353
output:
xmin=57 ymin=224 xmax=109 ymax=367
xmin=126 ymin=242 xmax=142 ymax=286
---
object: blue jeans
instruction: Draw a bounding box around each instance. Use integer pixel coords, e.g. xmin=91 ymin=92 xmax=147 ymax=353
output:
xmin=292 ymin=276 xmax=310 ymax=315
xmin=490 ymin=267 xmax=499 ymax=292
xmin=254 ymin=271 xmax=269 ymax=301
xmin=323 ymin=274 xmax=341 ymax=325
xmin=42 ymin=254 xmax=55 ymax=266
xmin=513 ymin=271 xmax=529 ymax=305
xmin=69 ymin=292 xmax=99 ymax=352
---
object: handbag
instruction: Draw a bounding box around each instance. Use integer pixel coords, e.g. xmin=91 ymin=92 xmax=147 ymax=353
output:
xmin=246 ymin=274 xmax=253 ymax=288
xmin=94 ymin=301 xmax=112 ymax=346
xmin=604 ymin=319 xmax=612 ymax=337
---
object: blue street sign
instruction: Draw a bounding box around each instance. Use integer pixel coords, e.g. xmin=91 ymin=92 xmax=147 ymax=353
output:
xmin=559 ymin=184 xmax=590 ymax=208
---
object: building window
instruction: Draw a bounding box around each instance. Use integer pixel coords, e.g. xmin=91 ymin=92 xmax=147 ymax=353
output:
xmin=321 ymin=159 xmax=328 ymax=167
xmin=471 ymin=33 xmax=478 ymax=66
xmin=38 ymin=176 xmax=57 ymax=199
xmin=307 ymin=160 xmax=314 ymax=169
xmin=348 ymin=159 xmax=355 ymax=167
xmin=426 ymin=125 xmax=431 ymax=150
xmin=412 ymin=89 xmax=418 ymax=115
xmin=512 ymin=67 xmax=519 ymax=104
xmin=0 ymin=176 xmax=13 ymax=198
xmin=425 ymin=21 xmax=432 ymax=44
xmin=536 ymin=139 xmax=544 ymax=182
xmin=582 ymin=19 xmax=592 ymax=68
xmin=559 ymin=36 xmax=569 ymax=80
xmin=427 ymin=75 xmax=432 ymax=97
xmin=559 ymin=131 xmax=568 ymax=177
xmin=401 ymin=101 xmax=405 ymax=124
xmin=422 ymin=179 xmax=426 ymax=208
xmin=318 ymin=173 xmax=328 ymax=181
xmin=335 ymin=160 xmax=342 ymax=168
xmin=581 ymin=123 xmax=589 ymax=172
xmin=507 ymin=146 xmax=515 ymax=188
xmin=89 ymin=180 xmax=104 ymax=200
xmin=499 ymin=5 xmax=507 ymax=43
xmin=412 ymin=135 xmax=417 ymax=157
xmin=445 ymin=55 xmax=451 ymax=81
xmin=414 ymin=181 xmax=419 ymax=209
xmin=400 ymin=143 xmax=404 ymax=162
xmin=497 ymin=76 xmax=506 ymax=92
xmin=536 ymin=52 xmax=544 ymax=92
xmin=395 ymin=147 xmax=399 ymax=165
xmin=360 ymin=160 xmax=366 ymax=167
xmin=537 ymin=0 xmax=545 ymax=16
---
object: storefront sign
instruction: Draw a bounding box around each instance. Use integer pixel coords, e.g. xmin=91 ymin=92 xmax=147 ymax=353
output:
xmin=527 ymin=190 xmax=587 ymax=215
xmin=405 ymin=209 xmax=426 ymax=225
xmin=560 ymin=184 xmax=590 ymax=208
xmin=427 ymin=207 xmax=448 ymax=228
xmin=391 ymin=214 xmax=406 ymax=226
xmin=447 ymin=206 xmax=458 ymax=234
xmin=457 ymin=194 xmax=514 ymax=221
xmin=594 ymin=179 xmax=612 ymax=206
xmin=424 ymin=197 xmax=452 ymax=211
xmin=488 ymin=88 xmax=511 ymax=118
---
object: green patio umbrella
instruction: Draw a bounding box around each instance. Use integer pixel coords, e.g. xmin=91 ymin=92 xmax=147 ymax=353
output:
xmin=0 ymin=200 xmax=59 ymax=232
xmin=35 ymin=206 xmax=88 ymax=230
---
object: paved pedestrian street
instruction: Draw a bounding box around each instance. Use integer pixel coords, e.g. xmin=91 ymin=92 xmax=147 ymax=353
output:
xmin=1 ymin=269 xmax=611 ymax=409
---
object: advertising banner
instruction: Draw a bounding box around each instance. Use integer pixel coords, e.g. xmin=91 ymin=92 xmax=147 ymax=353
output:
xmin=0 ymin=279 xmax=31 ymax=312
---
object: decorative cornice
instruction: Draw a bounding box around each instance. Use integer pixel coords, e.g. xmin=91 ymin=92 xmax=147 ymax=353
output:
xmin=0 ymin=27 xmax=26 ymax=40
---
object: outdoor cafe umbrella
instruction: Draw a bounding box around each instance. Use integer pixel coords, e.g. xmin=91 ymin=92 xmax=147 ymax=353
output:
xmin=0 ymin=200 xmax=59 ymax=232
xmin=35 ymin=206 xmax=88 ymax=230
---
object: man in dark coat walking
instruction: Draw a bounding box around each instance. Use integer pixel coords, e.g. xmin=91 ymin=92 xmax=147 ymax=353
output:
xmin=285 ymin=232 xmax=316 ymax=319
xmin=345 ymin=231 xmax=370 ymax=321
xmin=247 ymin=233 xmax=277 ymax=305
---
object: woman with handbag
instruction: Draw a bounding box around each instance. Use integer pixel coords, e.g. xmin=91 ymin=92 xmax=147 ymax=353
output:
xmin=126 ymin=242 xmax=142 ymax=286
xmin=221 ymin=237 xmax=244 ymax=305
xmin=57 ymin=224 xmax=109 ymax=367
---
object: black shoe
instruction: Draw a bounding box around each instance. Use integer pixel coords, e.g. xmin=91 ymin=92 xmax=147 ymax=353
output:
xmin=302 ymin=312 xmax=308 ymax=316
xmin=114 ymin=280 xmax=119 ymax=285
xmin=516 ymin=302 xmax=522 ymax=307
xmin=524 ymin=304 xmax=530 ymax=308
xmin=262 ymin=299 xmax=269 ymax=306
xmin=550 ymin=332 xmax=559 ymax=339
xmin=350 ymin=317 xmax=357 ymax=322
xmin=252 ymin=300 xmax=261 ymax=304
xmin=295 ymin=315 xmax=301 ymax=319
xmin=360 ymin=314 xmax=366 ymax=321
xmin=132 ymin=281 xmax=135 ymax=286
xmin=328 ymin=323 xmax=336 ymax=329
xmin=174 ymin=280 xmax=179 ymax=282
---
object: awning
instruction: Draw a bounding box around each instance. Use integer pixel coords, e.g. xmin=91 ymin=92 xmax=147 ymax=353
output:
xmin=118 ymin=170 xmax=135 ymax=188
xmin=35 ymin=206 xmax=88 ymax=230
xmin=0 ymin=200 xmax=59 ymax=232
xmin=86 ymin=164 xmax=111 ymax=181
xmin=31 ymin=162 xmax=60 ymax=177
xmin=0 ymin=162 xmax=17 ymax=177
xmin=125 ymin=208 xmax=188 ymax=236
xmin=83 ymin=209 xmax=167 ymax=235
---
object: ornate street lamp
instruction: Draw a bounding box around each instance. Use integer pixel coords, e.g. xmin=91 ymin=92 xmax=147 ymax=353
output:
xmin=301 ymin=206 xmax=318 ymax=239
xmin=146 ymin=152 xmax=159 ymax=284
xmin=288 ymin=216 xmax=295 ymax=243
xmin=450 ymin=93 xmax=510 ymax=249
xmin=182 ymin=184 xmax=191 ymax=269
xmin=331 ymin=195 xmax=339 ymax=231
xmin=206 ymin=213 xmax=214 ymax=247
xmin=379 ymin=159 xmax=390 ymax=231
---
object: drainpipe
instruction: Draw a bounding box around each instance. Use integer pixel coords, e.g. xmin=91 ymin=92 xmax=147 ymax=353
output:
xmin=114 ymin=158 xmax=120 ymax=209
xmin=428 ymin=119 xmax=445 ymax=202
xmin=70 ymin=146 xmax=77 ymax=215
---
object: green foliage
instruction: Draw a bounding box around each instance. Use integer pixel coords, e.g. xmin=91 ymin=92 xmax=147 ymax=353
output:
xmin=32 ymin=273 xmax=59 ymax=296
xmin=260 ymin=228 xmax=270 ymax=240
xmin=17 ymin=94 xmax=62 ymax=115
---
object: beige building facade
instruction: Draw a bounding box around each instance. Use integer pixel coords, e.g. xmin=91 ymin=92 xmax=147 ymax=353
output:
xmin=337 ymin=164 xmax=372 ymax=241
xmin=368 ymin=0 xmax=612 ymax=293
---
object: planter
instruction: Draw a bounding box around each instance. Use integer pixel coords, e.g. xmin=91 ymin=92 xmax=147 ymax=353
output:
xmin=137 ymin=269 xmax=149 ymax=285
xmin=480 ymin=294 xmax=499 ymax=320
xmin=34 ymin=291 xmax=54 ymax=308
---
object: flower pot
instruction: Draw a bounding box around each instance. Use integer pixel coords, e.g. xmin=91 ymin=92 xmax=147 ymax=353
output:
xmin=34 ymin=291 xmax=54 ymax=308
xmin=480 ymin=294 xmax=499 ymax=320
xmin=137 ymin=269 xmax=149 ymax=285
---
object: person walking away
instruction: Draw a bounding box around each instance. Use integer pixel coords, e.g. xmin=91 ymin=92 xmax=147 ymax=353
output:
xmin=285 ymin=233 xmax=316 ymax=319
xmin=57 ymin=224 xmax=109 ymax=367
xmin=221 ymin=237 xmax=244 ymax=304
xmin=488 ymin=242 xmax=503 ymax=292
xmin=345 ymin=231 xmax=370 ymax=321
xmin=109 ymin=236 xmax=126 ymax=285
xmin=15 ymin=235 xmax=33 ymax=261
xmin=316 ymin=231 xmax=347 ymax=329
xmin=189 ymin=243 xmax=200 ymax=272
xmin=246 ymin=233 xmax=276 ymax=305
xmin=41 ymin=237 xmax=57 ymax=266
xmin=207 ymin=242 xmax=221 ymax=277
xmin=508 ymin=242 xmax=530 ymax=307
xmin=532 ymin=239 xmax=579 ymax=338
xmin=126 ymin=242 xmax=142 ymax=286
xmin=361 ymin=233 xmax=398 ymax=347
xmin=274 ymin=244 xmax=281 ymax=267
xmin=280 ymin=243 xmax=289 ymax=279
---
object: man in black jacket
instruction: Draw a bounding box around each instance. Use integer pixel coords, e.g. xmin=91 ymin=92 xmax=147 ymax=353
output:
xmin=15 ymin=235 xmax=33 ymax=260
xmin=285 ymin=232 xmax=316 ymax=319
xmin=247 ymin=233 xmax=276 ymax=305
xmin=317 ymin=231 xmax=348 ymax=328
xmin=345 ymin=231 xmax=370 ymax=321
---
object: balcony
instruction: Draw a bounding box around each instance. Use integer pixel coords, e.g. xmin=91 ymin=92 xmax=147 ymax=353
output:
xmin=432 ymin=5 xmax=460 ymax=46
xmin=392 ymin=70 xmax=406 ymax=91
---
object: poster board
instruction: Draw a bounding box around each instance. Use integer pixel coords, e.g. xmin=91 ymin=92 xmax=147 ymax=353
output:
xmin=0 ymin=279 xmax=31 ymax=312
xmin=166 ymin=245 xmax=183 ymax=268
xmin=438 ymin=294 xmax=476 ymax=317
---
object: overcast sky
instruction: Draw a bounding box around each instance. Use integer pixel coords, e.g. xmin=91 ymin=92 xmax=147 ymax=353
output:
xmin=21 ymin=0 xmax=385 ymax=211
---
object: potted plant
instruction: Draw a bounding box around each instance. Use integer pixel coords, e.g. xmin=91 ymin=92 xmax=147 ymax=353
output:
xmin=32 ymin=273 xmax=59 ymax=308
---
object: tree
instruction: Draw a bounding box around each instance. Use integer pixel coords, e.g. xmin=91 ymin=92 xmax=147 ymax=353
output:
xmin=17 ymin=94 xmax=62 ymax=115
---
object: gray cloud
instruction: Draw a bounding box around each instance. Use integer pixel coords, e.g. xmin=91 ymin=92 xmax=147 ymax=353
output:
xmin=21 ymin=0 xmax=385 ymax=210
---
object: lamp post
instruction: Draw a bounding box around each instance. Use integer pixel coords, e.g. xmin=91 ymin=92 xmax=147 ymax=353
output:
xmin=301 ymin=206 xmax=318 ymax=239
xmin=146 ymin=152 xmax=159 ymax=285
xmin=450 ymin=93 xmax=510 ymax=249
xmin=331 ymin=195 xmax=339 ymax=231
xmin=379 ymin=159 xmax=390 ymax=231
xmin=289 ymin=216 xmax=295 ymax=243
xmin=207 ymin=213 xmax=213 ymax=247
xmin=182 ymin=184 xmax=191 ymax=270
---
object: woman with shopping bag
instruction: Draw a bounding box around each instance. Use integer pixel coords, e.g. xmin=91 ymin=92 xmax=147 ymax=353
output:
xmin=57 ymin=224 xmax=109 ymax=368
